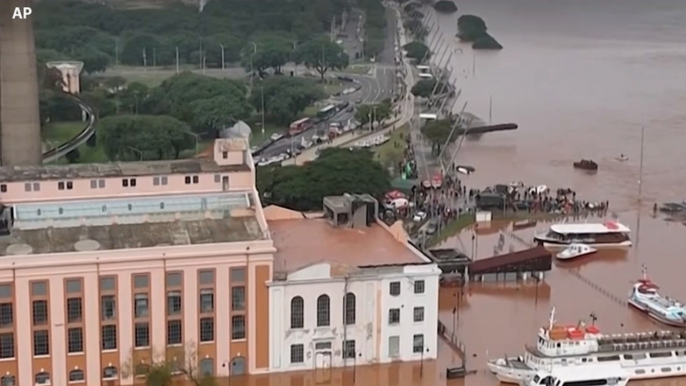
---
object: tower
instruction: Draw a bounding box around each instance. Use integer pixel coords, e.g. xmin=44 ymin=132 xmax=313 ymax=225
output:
xmin=0 ymin=0 xmax=42 ymax=166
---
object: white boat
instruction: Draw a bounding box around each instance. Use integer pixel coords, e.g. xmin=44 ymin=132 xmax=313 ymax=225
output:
xmin=628 ymin=266 xmax=686 ymax=328
xmin=487 ymin=307 xmax=686 ymax=384
xmin=616 ymin=154 xmax=629 ymax=162
xmin=555 ymin=243 xmax=597 ymax=260
xmin=523 ymin=369 xmax=629 ymax=386
xmin=534 ymin=221 xmax=632 ymax=248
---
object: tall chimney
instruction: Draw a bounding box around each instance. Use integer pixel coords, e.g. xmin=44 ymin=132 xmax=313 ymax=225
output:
xmin=0 ymin=0 xmax=42 ymax=166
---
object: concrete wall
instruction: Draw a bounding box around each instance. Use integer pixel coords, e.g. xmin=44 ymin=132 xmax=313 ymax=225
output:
xmin=0 ymin=0 xmax=42 ymax=166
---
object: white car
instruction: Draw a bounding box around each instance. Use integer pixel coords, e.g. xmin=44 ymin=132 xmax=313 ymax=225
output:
xmin=270 ymin=133 xmax=284 ymax=141
xmin=413 ymin=211 xmax=427 ymax=222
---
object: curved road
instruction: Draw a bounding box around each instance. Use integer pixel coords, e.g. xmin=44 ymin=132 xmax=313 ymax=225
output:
xmin=42 ymin=93 xmax=97 ymax=164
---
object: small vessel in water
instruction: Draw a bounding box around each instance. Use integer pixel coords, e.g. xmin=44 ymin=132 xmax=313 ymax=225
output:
xmin=616 ymin=153 xmax=629 ymax=162
xmin=555 ymin=243 xmax=597 ymax=260
xmin=534 ymin=221 xmax=632 ymax=248
xmin=628 ymin=266 xmax=686 ymax=328
xmin=573 ymin=159 xmax=598 ymax=171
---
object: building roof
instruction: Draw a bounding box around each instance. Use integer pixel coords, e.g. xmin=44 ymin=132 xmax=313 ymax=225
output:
xmin=0 ymin=159 xmax=249 ymax=183
xmin=268 ymin=218 xmax=427 ymax=274
xmin=468 ymin=246 xmax=552 ymax=274
xmin=550 ymin=221 xmax=630 ymax=235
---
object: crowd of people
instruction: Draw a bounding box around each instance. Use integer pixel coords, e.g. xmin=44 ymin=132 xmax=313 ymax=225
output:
xmin=476 ymin=184 xmax=610 ymax=215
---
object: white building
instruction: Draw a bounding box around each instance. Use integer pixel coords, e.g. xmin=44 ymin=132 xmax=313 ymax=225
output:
xmin=264 ymin=195 xmax=441 ymax=373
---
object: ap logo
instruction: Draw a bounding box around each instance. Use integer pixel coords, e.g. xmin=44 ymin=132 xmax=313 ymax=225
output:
xmin=12 ymin=7 xmax=32 ymax=19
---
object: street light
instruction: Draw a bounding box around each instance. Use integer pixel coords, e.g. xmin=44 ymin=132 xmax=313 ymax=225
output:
xmin=220 ymin=44 xmax=225 ymax=70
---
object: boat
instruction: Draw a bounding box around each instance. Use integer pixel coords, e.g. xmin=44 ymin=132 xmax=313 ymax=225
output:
xmin=628 ymin=267 xmax=686 ymax=328
xmin=486 ymin=307 xmax=686 ymax=384
xmin=573 ymin=159 xmax=598 ymax=171
xmin=616 ymin=154 xmax=629 ymax=162
xmin=555 ymin=243 xmax=597 ymax=260
xmin=524 ymin=369 xmax=629 ymax=386
xmin=534 ymin=221 xmax=632 ymax=248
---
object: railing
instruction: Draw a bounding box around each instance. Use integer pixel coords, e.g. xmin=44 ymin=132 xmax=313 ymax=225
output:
xmin=42 ymin=92 xmax=98 ymax=164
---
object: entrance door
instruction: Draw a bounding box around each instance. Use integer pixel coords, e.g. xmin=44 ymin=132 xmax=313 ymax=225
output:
xmin=231 ymin=357 xmax=245 ymax=375
xmin=314 ymin=352 xmax=332 ymax=384
xmin=222 ymin=176 xmax=229 ymax=191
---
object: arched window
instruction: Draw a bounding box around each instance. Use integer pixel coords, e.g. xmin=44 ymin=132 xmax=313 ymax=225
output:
xmin=317 ymin=294 xmax=330 ymax=327
xmin=200 ymin=358 xmax=214 ymax=376
xmin=0 ymin=375 xmax=16 ymax=386
xmin=290 ymin=296 xmax=304 ymax=329
xmin=102 ymin=366 xmax=118 ymax=379
xmin=69 ymin=370 xmax=85 ymax=382
xmin=343 ymin=292 xmax=356 ymax=325
xmin=35 ymin=372 xmax=50 ymax=385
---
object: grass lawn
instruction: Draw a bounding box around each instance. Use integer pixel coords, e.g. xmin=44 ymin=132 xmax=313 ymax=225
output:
xmin=373 ymin=124 xmax=410 ymax=172
xmin=42 ymin=121 xmax=85 ymax=148
xmin=322 ymin=80 xmax=346 ymax=96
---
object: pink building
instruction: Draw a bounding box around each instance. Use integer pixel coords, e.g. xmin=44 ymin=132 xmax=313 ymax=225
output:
xmin=0 ymin=139 xmax=274 ymax=386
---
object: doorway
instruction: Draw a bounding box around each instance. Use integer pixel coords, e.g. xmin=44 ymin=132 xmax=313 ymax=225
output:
xmin=230 ymin=356 xmax=245 ymax=375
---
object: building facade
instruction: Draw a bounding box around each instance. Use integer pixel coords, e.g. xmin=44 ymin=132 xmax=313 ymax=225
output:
xmin=0 ymin=139 xmax=274 ymax=386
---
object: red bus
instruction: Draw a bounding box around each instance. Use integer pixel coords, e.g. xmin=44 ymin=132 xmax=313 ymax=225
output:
xmin=289 ymin=117 xmax=313 ymax=135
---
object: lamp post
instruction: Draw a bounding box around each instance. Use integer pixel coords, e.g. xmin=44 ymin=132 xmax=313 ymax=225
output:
xmin=220 ymin=44 xmax=225 ymax=70
xmin=249 ymin=42 xmax=257 ymax=92
xmin=260 ymin=86 xmax=265 ymax=135
xmin=175 ymin=46 xmax=180 ymax=74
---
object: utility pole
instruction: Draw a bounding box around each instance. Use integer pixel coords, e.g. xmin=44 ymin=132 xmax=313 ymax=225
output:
xmin=220 ymin=44 xmax=225 ymax=70
xmin=250 ymin=42 xmax=257 ymax=92
xmin=115 ymin=39 xmax=119 ymax=65
xmin=261 ymin=86 xmax=266 ymax=135
xmin=199 ymin=38 xmax=203 ymax=69
xmin=153 ymin=48 xmax=156 ymax=68
xmin=175 ymin=46 xmax=180 ymax=74
xmin=142 ymin=48 xmax=147 ymax=71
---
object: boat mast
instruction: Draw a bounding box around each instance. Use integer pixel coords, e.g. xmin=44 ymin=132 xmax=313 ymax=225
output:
xmin=548 ymin=307 xmax=556 ymax=329
xmin=636 ymin=126 xmax=645 ymax=258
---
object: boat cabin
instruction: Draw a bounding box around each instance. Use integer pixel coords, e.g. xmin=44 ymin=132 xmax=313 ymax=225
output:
xmin=536 ymin=222 xmax=631 ymax=245
xmin=536 ymin=323 xmax=601 ymax=357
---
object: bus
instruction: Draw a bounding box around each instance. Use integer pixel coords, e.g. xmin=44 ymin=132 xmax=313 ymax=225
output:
xmin=317 ymin=104 xmax=336 ymax=120
xmin=417 ymin=65 xmax=431 ymax=74
xmin=289 ymin=117 xmax=313 ymax=135
xmin=418 ymin=72 xmax=433 ymax=79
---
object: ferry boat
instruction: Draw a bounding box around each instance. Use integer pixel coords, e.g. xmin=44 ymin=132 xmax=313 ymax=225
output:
xmin=534 ymin=221 xmax=631 ymax=248
xmin=523 ymin=369 xmax=629 ymax=386
xmin=628 ymin=267 xmax=686 ymax=328
xmin=486 ymin=308 xmax=686 ymax=384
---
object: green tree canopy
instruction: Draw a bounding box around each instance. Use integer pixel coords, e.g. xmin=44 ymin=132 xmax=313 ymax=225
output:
xmin=403 ymin=41 xmax=430 ymax=61
xmin=457 ymin=15 xmax=488 ymax=41
xmin=252 ymin=77 xmax=326 ymax=125
xmin=355 ymin=100 xmax=392 ymax=125
xmin=293 ymin=36 xmax=349 ymax=80
xmin=98 ymin=115 xmax=193 ymax=161
xmin=473 ymin=34 xmax=504 ymax=50
xmin=422 ymin=118 xmax=459 ymax=146
xmin=257 ymin=148 xmax=390 ymax=211
xmin=433 ymin=1 xmax=458 ymax=14
xmin=242 ymin=33 xmax=295 ymax=76
xmin=411 ymin=78 xmax=439 ymax=98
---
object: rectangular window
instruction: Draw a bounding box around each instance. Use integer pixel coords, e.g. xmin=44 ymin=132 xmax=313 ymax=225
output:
xmin=67 ymin=297 xmax=83 ymax=323
xmin=230 ymin=267 xmax=245 ymax=282
xmin=66 ymin=279 xmax=81 ymax=293
xmin=200 ymin=317 xmax=214 ymax=342
xmin=0 ymin=303 xmax=12 ymax=327
xmin=134 ymin=294 xmax=149 ymax=318
xmin=0 ymin=184 xmax=6 ymax=193
xmin=135 ymin=323 xmax=150 ymax=347
xmin=185 ymin=176 xmax=191 ymax=184
xmin=389 ymin=308 xmax=400 ymax=324
xmin=32 ymin=300 xmax=48 ymax=325
xmin=222 ymin=151 xmax=228 ymax=159
xmin=167 ymin=320 xmax=182 ymax=345
xmin=389 ymin=282 xmax=401 ymax=296
xmin=100 ymin=276 xmax=115 ymax=291
xmin=214 ymin=174 xmax=221 ymax=183
xmin=33 ymin=330 xmax=50 ymax=356
xmin=231 ymin=315 xmax=245 ymax=340
xmin=101 ymin=325 xmax=117 ymax=350
xmin=231 ymin=286 xmax=245 ymax=311
xmin=99 ymin=179 xmax=105 ymax=188
xmin=67 ymin=181 xmax=73 ymax=190
xmin=122 ymin=179 xmax=128 ymax=187
xmin=192 ymin=175 xmax=199 ymax=184
xmin=0 ymin=284 xmax=10 ymax=298
xmin=167 ymin=291 xmax=182 ymax=315
xmin=33 ymin=182 xmax=40 ymax=191
xmin=133 ymin=274 xmax=149 ymax=288
xmin=290 ymin=344 xmax=304 ymax=363
xmin=200 ymin=289 xmax=214 ymax=313
xmin=90 ymin=180 xmax=98 ymax=189
xmin=161 ymin=176 xmax=168 ymax=185
xmin=413 ymin=334 xmax=424 ymax=353
xmin=31 ymin=281 xmax=47 ymax=296
xmin=68 ymin=327 xmax=83 ymax=353
xmin=166 ymin=272 xmax=182 ymax=287
xmin=153 ymin=177 xmax=160 ymax=186
xmin=0 ymin=333 xmax=14 ymax=359
xmin=24 ymin=183 xmax=32 ymax=192
xmin=414 ymin=280 xmax=425 ymax=294
xmin=198 ymin=270 xmax=214 ymax=285
xmin=58 ymin=181 xmax=65 ymax=190
xmin=388 ymin=336 xmax=400 ymax=357
xmin=130 ymin=178 xmax=137 ymax=187
xmin=101 ymin=295 xmax=116 ymax=321
xmin=413 ymin=307 xmax=425 ymax=322
xmin=343 ymin=340 xmax=356 ymax=359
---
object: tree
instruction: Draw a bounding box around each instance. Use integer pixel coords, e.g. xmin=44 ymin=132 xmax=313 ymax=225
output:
xmin=253 ymin=77 xmax=326 ymax=125
xmin=473 ymin=34 xmax=503 ymax=50
xmin=411 ymin=79 xmax=437 ymax=98
xmin=103 ymin=76 xmax=127 ymax=91
xmin=422 ymin=119 xmax=459 ymax=147
xmin=456 ymin=15 xmax=488 ymax=41
xmin=65 ymin=148 xmax=81 ymax=163
xmin=120 ymin=33 xmax=164 ymax=66
xmin=293 ymin=36 xmax=349 ymax=81
xmin=403 ymin=41 xmax=430 ymax=61
xmin=355 ymin=101 xmax=392 ymax=126
xmin=190 ymin=94 xmax=252 ymax=133
xmin=98 ymin=115 xmax=193 ymax=161
xmin=203 ymin=33 xmax=242 ymax=67
xmin=122 ymin=344 xmax=217 ymax=386
xmin=241 ymin=33 xmax=294 ymax=76
xmin=433 ymin=0 xmax=458 ymax=14
xmin=257 ymin=148 xmax=391 ymax=211
xmin=80 ymin=90 xmax=117 ymax=118
xmin=71 ymin=47 xmax=110 ymax=74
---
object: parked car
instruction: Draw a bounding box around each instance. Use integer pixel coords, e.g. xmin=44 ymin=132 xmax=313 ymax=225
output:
xmin=412 ymin=211 xmax=427 ymax=222
xmin=270 ymin=133 xmax=284 ymax=141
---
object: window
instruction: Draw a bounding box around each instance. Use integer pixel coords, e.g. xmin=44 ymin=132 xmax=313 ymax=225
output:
xmin=67 ymin=298 xmax=82 ymax=323
xmin=389 ymin=282 xmax=401 ymax=296
xmin=101 ymin=295 xmax=116 ymax=321
xmin=222 ymin=151 xmax=228 ymax=159
xmin=0 ymin=333 xmax=14 ymax=359
xmin=192 ymin=175 xmax=199 ymax=184
xmin=344 ymin=293 xmax=356 ymax=325
xmin=413 ymin=334 xmax=424 ymax=353
xmin=200 ymin=289 xmax=214 ymax=313
xmin=32 ymin=300 xmax=48 ymax=325
xmin=389 ymin=308 xmax=400 ymax=324
xmin=317 ymin=294 xmax=330 ymax=327
xmin=135 ymin=323 xmax=150 ymax=347
xmin=35 ymin=372 xmax=50 ymax=385
xmin=100 ymin=277 xmax=115 ymax=290
xmin=200 ymin=318 xmax=214 ymax=342
xmin=388 ymin=336 xmax=400 ymax=357
xmin=185 ymin=176 xmax=191 ymax=184
xmin=199 ymin=270 xmax=214 ymax=285
xmin=24 ymin=183 xmax=31 ymax=192
xmin=200 ymin=358 xmax=214 ymax=376
xmin=68 ymin=327 xmax=83 ymax=353
xmin=133 ymin=274 xmax=148 ymax=288
xmin=103 ymin=366 xmax=118 ymax=379
xmin=90 ymin=180 xmax=98 ymax=189
xmin=214 ymin=174 xmax=221 ymax=183
xmin=231 ymin=268 xmax=246 ymax=282
xmin=69 ymin=369 xmax=85 ymax=382
xmin=232 ymin=315 xmax=245 ymax=339
xmin=122 ymin=179 xmax=128 ymax=187
xmin=0 ymin=303 xmax=12 ymax=327
xmin=32 ymin=281 xmax=47 ymax=296
xmin=66 ymin=279 xmax=81 ymax=293
xmin=99 ymin=179 xmax=105 ymax=188
xmin=67 ymin=181 xmax=73 ymax=190
xmin=291 ymin=296 xmax=304 ymax=328
xmin=101 ymin=325 xmax=117 ymax=350
xmin=161 ymin=176 xmax=168 ymax=185
xmin=167 ymin=320 xmax=182 ymax=345
xmin=650 ymin=352 xmax=673 ymax=358
xmin=290 ymin=344 xmax=304 ymax=363
xmin=414 ymin=280 xmax=425 ymax=294
xmin=33 ymin=182 xmax=40 ymax=191
xmin=153 ymin=177 xmax=160 ymax=186
xmin=130 ymin=179 xmax=136 ymax=187
xmin=0 ymin=375 xmax=15 ymax=386
xmin=0 ymin=185 xmax=6 ymax=193
xmin=0 ymin=285 xmax=10 ymax=298
xmin=413 ymin=307 xmax=425 ymax=322
xmin=315 ymin=342 xmax=332 ymax=350
xmin=343 ymin=340 xmax=356 ymax=359
xmin=134 ymin=294 xmax=149 ymax=318
xmin=231 ymin=286 xmax=245 ymax=310
xmin=167 ymin=291 xmax=182 ymax=315
xmin=33 ymin=330 xmax=50 ymax=356
xmin=58 ymin=181 xmax=65 ymax=190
